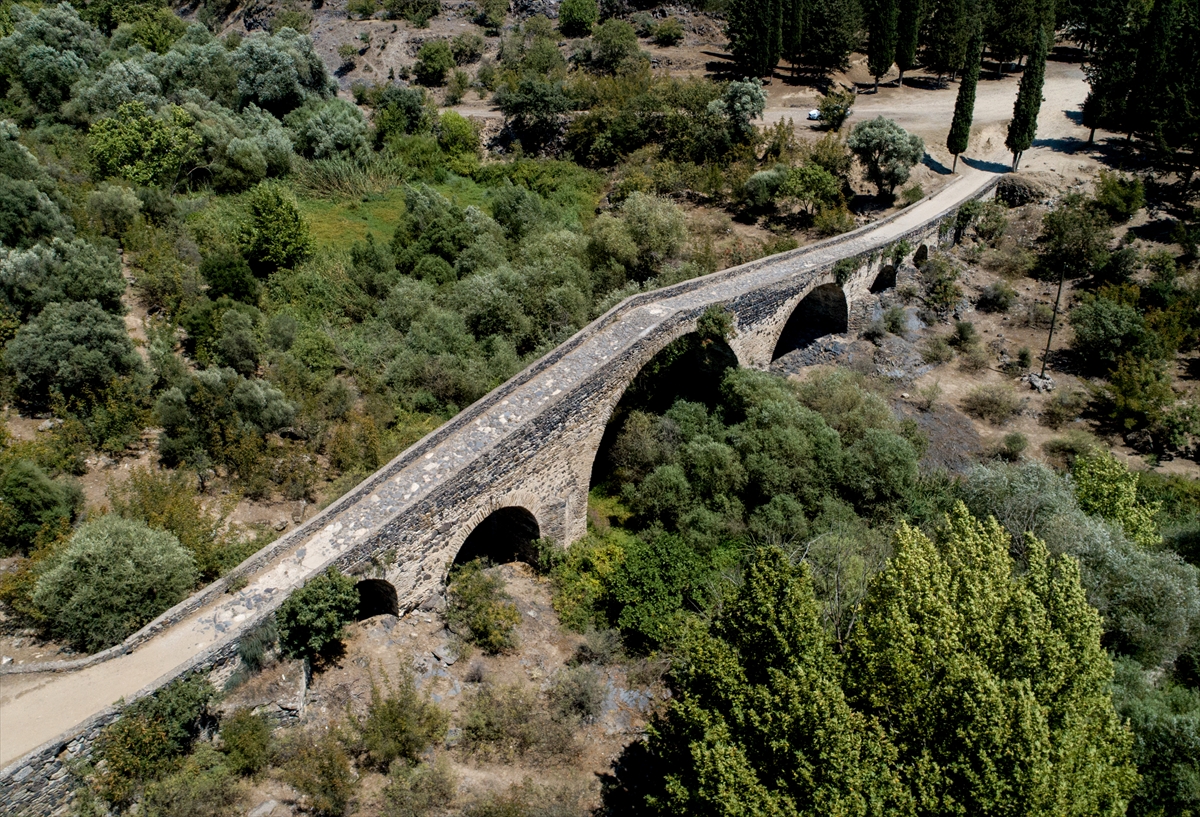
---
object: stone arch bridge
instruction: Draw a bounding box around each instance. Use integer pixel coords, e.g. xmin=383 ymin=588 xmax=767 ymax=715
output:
xmin=0 ymin=171 xmax=999 ymax=814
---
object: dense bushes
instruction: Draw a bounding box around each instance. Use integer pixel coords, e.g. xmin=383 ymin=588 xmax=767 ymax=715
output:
xmin=5 ymin=301 xmax=143 ymax=410
xmin=446 ymin=559 xmax=521 ymax=653
xmin=33 ymin=515 xmax=198 ymax=652
xmin=277 ymin=567 xmax=359 ymax=659
xmin=0 ymin=459 xmax=81 ymax=555
xmin=352 ymin=670 xmax=449 ymax=770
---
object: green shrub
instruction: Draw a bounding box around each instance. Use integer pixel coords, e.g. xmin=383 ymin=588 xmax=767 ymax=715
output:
xmin=141 ymin=744 xmax=240 ymax=817
xmin=383 ymin=0 xmax=439 ymax=24
xmin=948 ymin=320 xmax=978 ymax=350
xmin=238 ymin=182 xmax=312 ymax=277
xmin=285 ymin=98 xmax=371 ymax=160
xmin=883 ymin=305 xmax=906 ymax=335
xmin=961 ymin=384 xmax=1022 ymax=426
xmin=414 ymin=40 xmax=455 ymax=86
xmin=352 ymin=670 xmax=449 ymax=770
xmin=1094 ymin=170 xmax=1145 ymax=222
xmin=994 ymin=432 xmax=1028 ymax=462
xmin=87 ymin=183 xmax=142 ymax=236
xmin=1038 ymin=193 xmax=1113 ymax=280
xmin=220 ymin=709 xmax=271 ymax=776
xmin=921 ymin=336 xmax=954 ymax=363
xmin=109 ymin=466 xmax=240 ymax=581
xmin=276 ymin=567 xmax=359 ymax=660
xmin=282 ymin=729 xmax=357 ymax=817
xmin=89 ymin=102 xmax=200 ymax=187
xmin=475 ymin=0 xmax=507 ymax=33
xmin=94 ymin=674 xmax=215 ymax=806
xmin=585 ymin=19 xmax=643 ymax=74
xmin=0 ymin=459 xmax=80 ymax=555
xmin=1100 ymin=354 xmax=1175 ymax=434
xmin=1069 ymin=296 xmax=1152 ymax=371
xmin=5 ymin=301 xmax=143 ymax=411
xmin=978 ymin=281 xmax=1017 ymax=312
xmin=383 ymin=757 xmax=457 ymax=817
xmin=451 ymin=31 xmax=485 ymax=64
xmin=558 ymin=0 xmax=597 ymax=36
xmin=446 ymin=559 xmax=520 ymax=654
xmin=653 ymin=16 xmax=685 ymax=45
xmin=1 ymin=237 xmax=126 ymax=322
xmin=200 ymin=250 xmax=260 ymax=304
xmin=34 ymin=515 xmax=198 ymax=652
xmin=347 ymin=0 xmax=378 ymax=18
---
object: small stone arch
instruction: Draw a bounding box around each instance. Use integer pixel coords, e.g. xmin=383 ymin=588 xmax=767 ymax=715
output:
xmin=355 ymin=579 xmax=399 ymax=619
xmin=913 ymin=244 xmax=929 ymax=266
xmin=870 ymin=265 xmax=897 ymax=293
xmin=770 ymin=282 xmax=849 ymax=361
xmin=449 ymin=492 xmax=545 ymax=568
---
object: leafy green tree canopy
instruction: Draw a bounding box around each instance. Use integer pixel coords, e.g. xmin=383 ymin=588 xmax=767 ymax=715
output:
xmin=276 ymin=566 xmax=359 ymax=659
xmin=34 ymin=514 xmax=198 ymax=652
xmin=237 ymin=182 xmax=313 ymax=277
xmin=845 ymin=503 xmax=1139 ymax=816
xmin=847 ymin=117 xmax=924 ymax=196
xmin=0 ymin=459 xmax=81 ymax=555
xmin=0 ymin=238 xmax=125 ymax=321
xmin=4 ymin=300 xmax=143 ymax=410
xmin=88 ymin=102 xmax=200 ymax=188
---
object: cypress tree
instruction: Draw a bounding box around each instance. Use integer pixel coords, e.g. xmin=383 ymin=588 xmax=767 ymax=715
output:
xmin=1005 ymin=23 xmax=1048 ymax=170
xmin=895 ymin=0 xmax=925 ymax=86
xmin=783 ymin=0 xmax=806 ymax=71
xmin=728 ymin=0 xmax=784 ymax=77
xmin=921 ymin=0 xmax=970 ymax=79
xmin=804 ymin=0 xmax=861 ymax=71
xmin=866 ymin=0 xmax=899 ymax=91
xmin=947 ymin=18 xmax=982 ymax=171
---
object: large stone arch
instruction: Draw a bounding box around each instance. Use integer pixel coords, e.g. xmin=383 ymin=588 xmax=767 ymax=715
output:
xmin=769 ymin=282 xmax=849 ymax=362
xmin=444 ymin=491 xmax=546 ymax=572
xmin=581 ymin=318 xmax=742 ymax=494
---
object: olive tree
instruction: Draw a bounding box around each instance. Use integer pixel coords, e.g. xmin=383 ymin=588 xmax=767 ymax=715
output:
xmin=0 ymin=237 xmax=126 ymax=321
xmin=847 ymin=116 xmax=925 ymax=197
xmin=4 ymin=301 xmax=143 ymax=410
xmin=34 ymin=515 xmax=198 ymax=652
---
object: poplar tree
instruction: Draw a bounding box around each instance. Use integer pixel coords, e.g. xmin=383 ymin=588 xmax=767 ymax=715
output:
xmin=947 ymin=19 xmax=982 ymax=171
xmin=844 ymin=504 xmax=1140 ymax=816
xmin=634 ymin=547 xmax=909 ymax=816
xmin=865 ymin=0 xmax=899 ymax=90
xmin=1005 ymin=23 xmax=1048 ymax=169
xmin=894 ymin=0 xmax=925 ymax=86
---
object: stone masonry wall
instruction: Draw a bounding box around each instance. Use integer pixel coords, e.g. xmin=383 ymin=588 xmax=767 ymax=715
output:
xmin=0 ymin=179 xmax=996 ymax=816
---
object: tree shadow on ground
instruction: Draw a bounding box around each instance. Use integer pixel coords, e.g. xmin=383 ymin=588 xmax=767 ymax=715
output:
xmin=924 ymin=154 xmax=953 ymax=175
xmin=961 ymin=156 xmax=1011 ymax=173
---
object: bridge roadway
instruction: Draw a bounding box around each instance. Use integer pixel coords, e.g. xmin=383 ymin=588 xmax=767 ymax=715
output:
xmin=0 ymin=159 xmax=1002 ymax=775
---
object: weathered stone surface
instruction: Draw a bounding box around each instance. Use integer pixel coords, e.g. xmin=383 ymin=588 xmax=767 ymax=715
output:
xmin=1 ymin=175 xmax=999 ymax=817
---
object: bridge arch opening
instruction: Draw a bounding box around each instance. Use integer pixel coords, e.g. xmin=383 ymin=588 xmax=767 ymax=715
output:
xmin=870 ymin=265 xmax=897 ymax=293
xmin=453 ymin=506 xmax=542 ymax=566
xmin=589 ymin=327 xmax=739 ymax=491
xmin=356 ymin=579 xmax=399 ymax=619
xmin=770 ymin=283 xmax=848 ymax=362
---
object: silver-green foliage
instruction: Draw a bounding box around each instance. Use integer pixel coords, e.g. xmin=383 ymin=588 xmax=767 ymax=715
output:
xmin=34 ymin=515 xmax=199 ymax=652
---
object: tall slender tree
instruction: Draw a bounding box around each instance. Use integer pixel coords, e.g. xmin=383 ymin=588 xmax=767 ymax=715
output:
xmin=1005 ymin=22 xmax=1048 ymax=169
xmin=895 ymin=0 xmax=926 ymax=86
xmin=727 ymin=0 xmax=782 ymax=77
xmin=783 ymin=0 xmax=806 ymax=72
xmin=804 ymin=0 xmax=862 ymax=71
xmin=767 ymin=0 xmax=785 ymax=75
xmin=947 ymin=17 xmax=982 ymax=170
xmin=865 ymin=0 xmax=899 ymax=90
xmin=921 ymin=0 xmax=971 ymax=79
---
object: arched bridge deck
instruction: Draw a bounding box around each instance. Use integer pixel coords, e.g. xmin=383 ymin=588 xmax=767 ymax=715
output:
xmin=0 ymin=167 xmax=1000 ymax=810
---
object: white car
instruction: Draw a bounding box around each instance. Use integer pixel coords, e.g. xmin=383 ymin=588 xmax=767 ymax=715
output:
xmin=807 ymin=109 xmax=821 ymax=120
